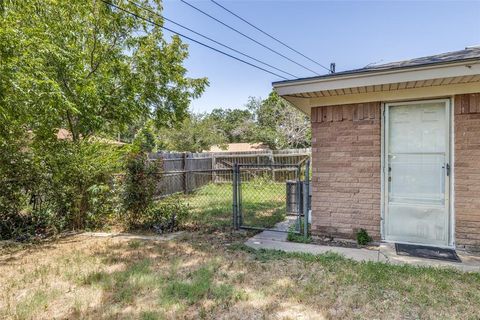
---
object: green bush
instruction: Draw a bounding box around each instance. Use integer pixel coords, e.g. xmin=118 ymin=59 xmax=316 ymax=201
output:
xmin=121 ymin=152 xmax=162 ymax=227
xmin=0 ymin=137 xmax=124 ymax=240
xmin=356 ymin=228 xmax=372 ymax=245
xmin=35 ymin=141 xmax=124 ymax=231
xmin=144 ymin=197 xmax=189 ymax=233
xmin=0 ymin=131 xmax=40 ymax=239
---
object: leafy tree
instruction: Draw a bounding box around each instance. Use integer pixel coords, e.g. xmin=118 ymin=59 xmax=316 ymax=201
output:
xmin=155 ymin=92 xmax=310 ymax=153
xmin=207 ymin=108 xmax=255 ymax=143
xmin=157 ymin=114 xmax=226 ymax=152
xmin=0 ymin=0 xmax=207 ymax=237
xmin=133 ymin=121 xmax=157 ymax=152
xmin=248 ymin=92 xmax=311 ymax=150
xmin=0 ymin=0 xmax=207 ymax=142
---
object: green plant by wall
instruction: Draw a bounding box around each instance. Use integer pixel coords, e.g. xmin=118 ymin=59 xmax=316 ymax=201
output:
xmin=287 ymin=219 xmax=311 ymax=243
xmin=356 ymin=228 xmax=372 ymax=245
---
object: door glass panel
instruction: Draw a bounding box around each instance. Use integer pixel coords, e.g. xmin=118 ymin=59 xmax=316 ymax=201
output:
xmin=389 ymin=103 xmax=446 ymax=153
xmin=389 ymin=154 xmax=445 ymax=206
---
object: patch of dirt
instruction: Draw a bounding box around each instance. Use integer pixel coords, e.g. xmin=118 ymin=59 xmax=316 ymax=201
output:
xmin=311 ymin=236 xmax=379 ymax=250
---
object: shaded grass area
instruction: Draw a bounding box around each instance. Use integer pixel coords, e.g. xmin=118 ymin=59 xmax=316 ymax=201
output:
xmin=1 ymin=233 xmax=480 ymax=319
xmin=183 ymin=181 xmax=286 ymax=230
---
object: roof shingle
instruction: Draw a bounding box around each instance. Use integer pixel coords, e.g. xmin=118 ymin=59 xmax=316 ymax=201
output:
xmin=273 ymin=47 xmax=480 ymax=85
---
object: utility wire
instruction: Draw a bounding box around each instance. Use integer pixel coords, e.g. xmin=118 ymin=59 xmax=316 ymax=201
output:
xmin=100 ymin=0 xmax=289 ymax=79
xmin=210 ymin=0 xmax=331 ymax=73
xmin=180 ymin=0 xmax=321 ymax=76
xmin=125 ymin=0 xmax=298 ymax=78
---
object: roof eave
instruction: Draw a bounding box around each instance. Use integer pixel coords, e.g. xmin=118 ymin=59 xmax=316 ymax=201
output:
xmin=273 ymin=59 xmax=480 ymax=96
xmin=272 ymin=57 xmax=480 ymax=88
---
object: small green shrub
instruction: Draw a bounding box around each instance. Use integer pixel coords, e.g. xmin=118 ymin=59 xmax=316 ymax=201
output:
xmin=356 ymin=228 xmax=372 ymax=245
xmin=145 ymin=197 xmax=189 ymax=233
xmin=286 ymin=219 xmax=311 ymax=243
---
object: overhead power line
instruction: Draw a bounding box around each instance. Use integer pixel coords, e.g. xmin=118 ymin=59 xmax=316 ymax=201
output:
xmin=210 ymin=0 xmax=331 ymax=73
xmin=125 ymin=0 xmax=299 ymax=78
xmin=100 ymin=0 xmax=289 ymax=80
xmin=180 ymin=0 xmax=321 ymax=76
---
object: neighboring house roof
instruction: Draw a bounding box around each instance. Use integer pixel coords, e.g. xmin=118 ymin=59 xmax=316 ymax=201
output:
xmin=273 ymin=46 xmax=480 ymax=114
xmin=207 ymin=143 xmax=269 ymax=153
xmin=56 ymin=128 xmax=125 ymax=145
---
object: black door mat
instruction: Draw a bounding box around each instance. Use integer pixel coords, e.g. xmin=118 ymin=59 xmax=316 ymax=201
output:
xmin=395 ymin=243 xmax=461 ymax=263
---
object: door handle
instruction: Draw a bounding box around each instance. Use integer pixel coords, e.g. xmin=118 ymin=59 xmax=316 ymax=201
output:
xmin=443 ymin=163 xmax=450 ymax=176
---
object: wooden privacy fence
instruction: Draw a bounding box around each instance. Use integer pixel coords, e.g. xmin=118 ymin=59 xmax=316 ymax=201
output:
xmin=149 ymin=148 xmax=311 ymax=198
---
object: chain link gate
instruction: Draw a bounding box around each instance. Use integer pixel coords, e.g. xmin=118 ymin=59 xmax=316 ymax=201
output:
xmin=232 ymin=161 xmax=310 ymax=237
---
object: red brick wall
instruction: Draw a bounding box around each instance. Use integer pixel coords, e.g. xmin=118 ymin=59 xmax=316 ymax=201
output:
xmin=311 ymin=102 xmax=381 ymax=240
xmin=454 ymin=93 xmax=480 ymax=251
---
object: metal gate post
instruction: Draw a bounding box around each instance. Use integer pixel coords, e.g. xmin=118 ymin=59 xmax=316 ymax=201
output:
xmin=296 ymin=164 xmax=301 ymax=181
xmin=232 ymin=164 xmax=238 ymax=230
xmin=237 ymin=165 xmax=243 ymax=227
xmin=295 ymin=179 xmax=301 ymax=232
xmin=303 ymin=160 xmax=310 ymax=238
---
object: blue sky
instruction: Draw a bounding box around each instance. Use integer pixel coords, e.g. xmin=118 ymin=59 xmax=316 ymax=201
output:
xmin=162 ymin=0 xmax=480 ymax=113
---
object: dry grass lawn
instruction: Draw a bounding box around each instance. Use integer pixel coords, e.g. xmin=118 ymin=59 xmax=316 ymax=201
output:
xmin=1 ymin=231 xmax=480 ymax=320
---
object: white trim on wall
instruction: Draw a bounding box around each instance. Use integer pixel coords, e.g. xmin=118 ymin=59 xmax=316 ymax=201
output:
xmin=450 ymin=96 xmax=456 ymax=247
xmin=380 ymin=103 xmax=386 ymax=240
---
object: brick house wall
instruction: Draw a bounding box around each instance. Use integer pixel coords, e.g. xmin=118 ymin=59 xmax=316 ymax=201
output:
xmin=310 ymin=95 xmax=480 ymax=251
xmin=454 ymin=93 xmax=480 ymax=251
xmin=310 ymin=102 xmax=382 ymax=240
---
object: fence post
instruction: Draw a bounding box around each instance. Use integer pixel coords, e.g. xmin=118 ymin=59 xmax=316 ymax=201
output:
xmin=232 ymin=164 xmax=238 ymax=230
xmin=211 ymin=154 xmax=217 ymax=183
xmin=271 ymin=151 xmax=276 ymax=181
xmin=303 ymin=160 xmax=310 ymax=238
xmin=182 ymin=152 xmax=187 ymax=193
xmin=295 ymin=179 xmax=302 ymax=233
xmin=237 ymin=164 xmax=243 ymax=228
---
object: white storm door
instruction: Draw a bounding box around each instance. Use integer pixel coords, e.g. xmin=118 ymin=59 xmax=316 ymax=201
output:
xmin=385 ymin=100 xmax=450 ymax=246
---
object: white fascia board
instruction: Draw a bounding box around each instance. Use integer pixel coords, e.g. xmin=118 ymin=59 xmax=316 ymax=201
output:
xmin=273 ymin=61 xmax=480 ymax=96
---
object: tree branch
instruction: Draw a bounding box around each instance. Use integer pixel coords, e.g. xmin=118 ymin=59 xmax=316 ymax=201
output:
xmin=85 ymin=34 xmax=118 ymax=79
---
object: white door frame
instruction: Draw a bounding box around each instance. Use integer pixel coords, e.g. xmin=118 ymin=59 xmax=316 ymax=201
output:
xmin=381 ymin=98 xmax=453 ymax=248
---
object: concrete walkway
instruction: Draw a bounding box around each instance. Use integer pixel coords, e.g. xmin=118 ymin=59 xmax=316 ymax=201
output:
xmin=245 ymin=223 xmax=480 ymax=272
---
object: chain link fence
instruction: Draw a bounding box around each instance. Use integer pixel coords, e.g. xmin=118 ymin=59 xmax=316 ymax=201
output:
xmin=233 ymin=163 xmax=310 ymax=236
xmin=177 ymin=170 xmax=234 ymax=230
xmin=147 ymin=164 xmax=310 ymax=234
